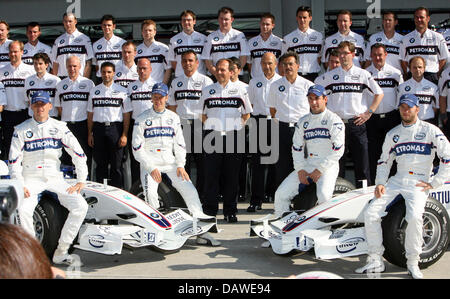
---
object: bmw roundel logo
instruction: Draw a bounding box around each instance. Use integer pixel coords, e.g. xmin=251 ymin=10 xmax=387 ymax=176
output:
xmin=145 ymin=119 xmax=152 ymax=126
xmin=332 ymin=39 xmax=338 ymax=44
xmin=177 ymin=39 xmax=182 ymax=44
xmin=253 ymin=41 xmax=258 ymax=47
xmin=63 ymin=84 xmax=68 ymax=90
xmin=177 ymin=81 xmax=183 ymax=87
xmin=60 ymin=39 xmax=65 ymax=44
xmin=26 ymin=131 xmax=33 ymax=138
xmin=393 ymin=134 xmax=399 ymax=143
xmin=376 ymin=37 xmax=382 ymax=42
xmin=409 ymin=38 xmax=415 ymax=43
xmin=213 ymin=36 xmax=219 ymax=41
xmin=29 ymin=81 xmax=35 ymax=86
xmin=138 ymin=49 xmax=143 ymax=54
xmin=293 ymin=37 xmax=298 ymax=43
xmin=209 ymin=89 xmax=216 ymax=95
xmin=24 ymin=49 xmax=28 ymax=54
xmin=333 ymin=74 xmax=339 ymax=80
xmin=303 ymin=121 xmax=309 ymax=129
xmin=97 ymin=44 xmax=102 ymax=50
xmin=116 ymin=72 xmax=122 ymax=77
xmin=405 ymin=86 xmax=411 ymax=91
xmin=279 ymin=85 xmax=285 ymax=92
xmin=95 ymin=90 xmax=101 ymax=95
xmin=132 ymin=85 xmax=138 ymax=90
xmin=256 ymin=82 xmax=263 ymax=88
xmin=150 ymin=213 xmax=160 ymax=219
xmin=4 ymin=71 xmax=9 ymax=76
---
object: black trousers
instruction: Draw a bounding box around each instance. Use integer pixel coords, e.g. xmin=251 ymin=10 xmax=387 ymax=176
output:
xmin=61 ymin=120 xmax=93 ymax=178
xmin=202 ymin=129 xmax=244 ymax=217
xmin=444 ymin=112 xmax=450 ymax=141
xmin=274 ymin=121 xmax=295 ymax=190
xmin=127 ymin=118 xmax=140 ymax=185
xmin=366 ymin=110 xmax=401 ymax=183
xmin=339 ymin=119 xmax=371 ymax=187
xmin=250 ymin=115 xmax=276 ymax=205
xmin=1 ymin=109 xmax=29 ymax=160
xmin=181 ymin=118 xmax=204 ymax=199
xmin=92 ymin=122 xmax=124 ymax=188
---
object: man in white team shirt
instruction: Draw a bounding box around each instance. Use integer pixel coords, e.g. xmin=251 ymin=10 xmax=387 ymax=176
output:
xmin=114 ymin=41 xmax=139 ymax=88
xmin=0 ymin=20 xmax=12 ymax=67
xmin=92 ymin=15 xmax=126 ymax=82
xmin=364 ymin=11 xmax=403 ymax=70
xmin=168 ymin=10 xmax=207 ymax=77
xmin=322 ymin=10 xmax=366 ymax=69
xmin=438 ymin=66 xmax=450 ymax=139
xmin=203 ymin=7 xmax=250 ymax=78
xmin=136 ymin=19 xmax=171 ymax=84
xmin=22 ymin=22 xmax=52 ymax=66
xmin=51 ymin=13 xmax=93 ymax=79
xmin=247 ymin=13 xmax=282 ymax=79
xmin=282 ymin=6 xmax=323 ymax=82
xmin=127 ymin=58 xmax=156 ymax=184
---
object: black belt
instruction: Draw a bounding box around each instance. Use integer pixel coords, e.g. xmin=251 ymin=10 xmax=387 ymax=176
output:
xmin=67 ymin=120 xmax=87 ymax=124
xmin=93 ymin=121 xmax=121 ymax=127
xmin=375 ymin=110 xmax=397 ymax=119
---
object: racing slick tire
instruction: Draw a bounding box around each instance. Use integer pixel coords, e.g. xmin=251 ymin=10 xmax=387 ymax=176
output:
xmin=293 ymin=177 xmax=355 ymax=211
xmin=382 ymin=196 xmax=450 ymax=269
xmin=33 ymin=191 xmax=68 ymax=258
xmin=129 ymin=176 xmax=187 ymax=210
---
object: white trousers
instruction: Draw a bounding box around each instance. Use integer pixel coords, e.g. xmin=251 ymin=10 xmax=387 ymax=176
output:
xmin=274 ymin=164 xmax=339 ymax=217
xmin=18 ymin=177 xmax=88 ymax=247
xmin=364 ymin=175 xmax=427 ymax=265
xmin=141 ymin=166 xmax=206 ymax=218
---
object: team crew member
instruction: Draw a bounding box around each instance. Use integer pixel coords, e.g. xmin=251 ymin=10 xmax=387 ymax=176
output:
xmin=364 ymin=11 xmax=403 ymax=70
xmin=438 ymin=66 xmax=450 ymax=139
xmin=398 ymin=56 xmax=439 ymax=124
xmin=51 ymin=13 xmax=93 ymax=79
xmin=168 ymin=10 xmax=207 ymax=77
xmin=167 ymin=50 xmax=213 ymax=197
xmin=92 ymin=15 xmax=126 ymax=81
xmin=24 ymin=53 xmax=61 ymax=118
xmin=327 ymin=49 xmax=341 ymax=71
xmin=9 ymin=91 xmax=88 ymax=266
xmin=282 ymin=6 xmax=323 ymax=82
xmin=199 ymin=58 xmax=252 ymax=222
xmin=322 ymin=10 xmax=366 ymax=69
xmin=365 ymin=44 xmax=403 ymax=182
xmin=274 ymin=85 xmax=345 ymax=217
xmin=203 ymin=7 xmax=250 ymax=77
xmin=0 ymin=20 xmax=12 ymax=67
xmin=114 ymin=41 xmax=139 ymax=88
xmin=87 ymin=62 xmax=132 ymax=188
xmin=136 ymin=20 xmax=171 ymax=84
xmin=400 ymin=7 xmax=449 ymax=84
xmin=0 ymin=40 xmax=35 ymax=159
xmin=55 ymin=55 xmax=95 ymax=174
xmin=22 ymin=22 xmax=52 ymax=66
xmin=132 ymin=82 xmax=220 ymax=246
xmin=268 ymin=52 xmax=314 ymax=188
xmin=127 ymin=58 xmax=156 ymax=184
xmin=247 ymin=13 xmax=282 ymax=79
xmin=355 ymin=94 xmax=450 ymax=279
xmin=315 ymin=41 xmax=383 ymax=187
xmin=247 ymin=52 xmax=281 ymax=212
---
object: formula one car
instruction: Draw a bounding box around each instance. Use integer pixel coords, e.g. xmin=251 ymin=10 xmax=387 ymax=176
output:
xmin=250 ymin=181 xmax=450 ymax=269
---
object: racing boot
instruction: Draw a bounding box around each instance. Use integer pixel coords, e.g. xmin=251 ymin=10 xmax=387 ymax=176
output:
xmin=196 ymin=232 xmax=221 ymax=247
xmin=354 ymin=254 xmax=385 ymax=274
xmin=407 ymin=264 xmax=423 ymax=279
xmin=52 ymin=243 xmax=83 ymax=267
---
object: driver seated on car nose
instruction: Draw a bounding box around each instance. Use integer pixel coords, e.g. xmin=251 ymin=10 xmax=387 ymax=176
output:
xmin=8 ymin=90 xmax=89 ymax=266
xmin=131 ymin=82 xmax=220 ymax=247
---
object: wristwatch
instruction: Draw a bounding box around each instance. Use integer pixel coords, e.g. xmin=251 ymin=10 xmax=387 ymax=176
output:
xmin=368 ymin=108 xmax=374 ymax=114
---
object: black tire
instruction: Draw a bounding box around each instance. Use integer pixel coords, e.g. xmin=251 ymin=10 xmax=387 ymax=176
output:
xmin=129 ymin=175 xmax=187 ymax=209
xmin=382 ymin=196 xmax=450 ymax=269
xmin=33 ymin=192 xmax=68 ymax=258
xmin=293 ymin=177 xmax=355 ymax=211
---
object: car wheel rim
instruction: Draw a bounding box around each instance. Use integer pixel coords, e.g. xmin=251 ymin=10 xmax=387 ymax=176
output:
xmin=33 ymin=210 xmax=44 ymax=243
xmin=421 ymin=211 xmax=441 ymax=254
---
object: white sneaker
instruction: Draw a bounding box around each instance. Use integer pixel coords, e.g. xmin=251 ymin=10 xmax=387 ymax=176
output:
xmin=407 ymin=265 xmax=423 ymax=279
xmin=52 ymin=248 xmax=83 ymax=267
xmin=196 ymin=232 xmax=221 ymax=247
xmin=355 ymin=255 xmax=385 ymax=274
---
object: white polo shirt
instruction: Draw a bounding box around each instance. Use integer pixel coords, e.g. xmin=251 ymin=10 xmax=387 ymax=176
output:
xmin=51 ymin=29 xmax=94 ymax=77
xmin=114 ymin=60 xmax=139 ymax=88
xmin=248 ymin=73 xmax=281 ymax=116
xmin=248 ymin=33 xmax=282 ymax=78
xmin=22 ymin=41 xmax=52 ymax=65
xmin=0 ymin=39 xmax=12 ymax=68
xmin=0 ymin=82 xmax=6 ymax=107
xmin=438 ymin=67 xmax=450 ymax=112
xmin=400 ymin=29 xmax=449 ymax=73
xmin=168 ymin=71 xmax=213 ymax=120
xmin=322 ymin=31 xmax=366 ymax=67
xmin=54 ymin=75 xmax=95 ymax=122
xmin=168 ymin=31 xmax=207 ymax=77
xmin=282 ymin=28 xmax=323 ymax=74
xmin=87 ymin=82 xmax=132 ymax=123
xmin=136 ymin=40 xmax=170 ymax=83
xmin=0 ymin=62 xmax=35 ymax=111
xmin=365 ymin=31 xmax=403 ymax=71
xmin=24 ymin=72 xmax=61 ymax=117
xmin=199 ymin=80 xmax=252 ymax=132
xmin=315 ymin=65 xmax=383 ymax=120
xmin=92 ymin=34 xmax=126 ymax=78
xmin=267 ymin=75 xmax=314 ymax=124
xmin=398 ymin=77 xmax=438 ymax=121
xmin=202 ymin=28 xmax=250 ymax=67
xmin=366 ymin=63 xmax=403 ymax=114
xmin=127 ymin=77 xmax=156 ymax=120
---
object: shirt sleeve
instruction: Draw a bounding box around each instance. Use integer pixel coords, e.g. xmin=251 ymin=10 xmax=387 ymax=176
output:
xmin=62 ymin=124 xmax=88 ymax=183
xmin=131 ymin=117 xmax=155 ymax=173
xmin=315 ymin=118 xmax=345 ymax=173
xmin=173 ymin=116 xmax=187 ymax=168
xmin=430 ymin=126 xmax=450 ymax=189
xmin=375 ymin=131 xmax=396 ymax=186
xmin=8 ymin=128 xmax=25 ymax=184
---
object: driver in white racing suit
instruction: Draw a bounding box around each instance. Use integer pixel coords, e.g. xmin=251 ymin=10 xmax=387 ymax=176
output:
xmin=9 ymin=90 xmax=88 ymax=266
xmin=274 ymin=84 xmax=345 ymax=217
xmin=132 ymin=82 xmax=220 ymax=246
xmin=356 ymin=94 xmax=450 ymax=279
